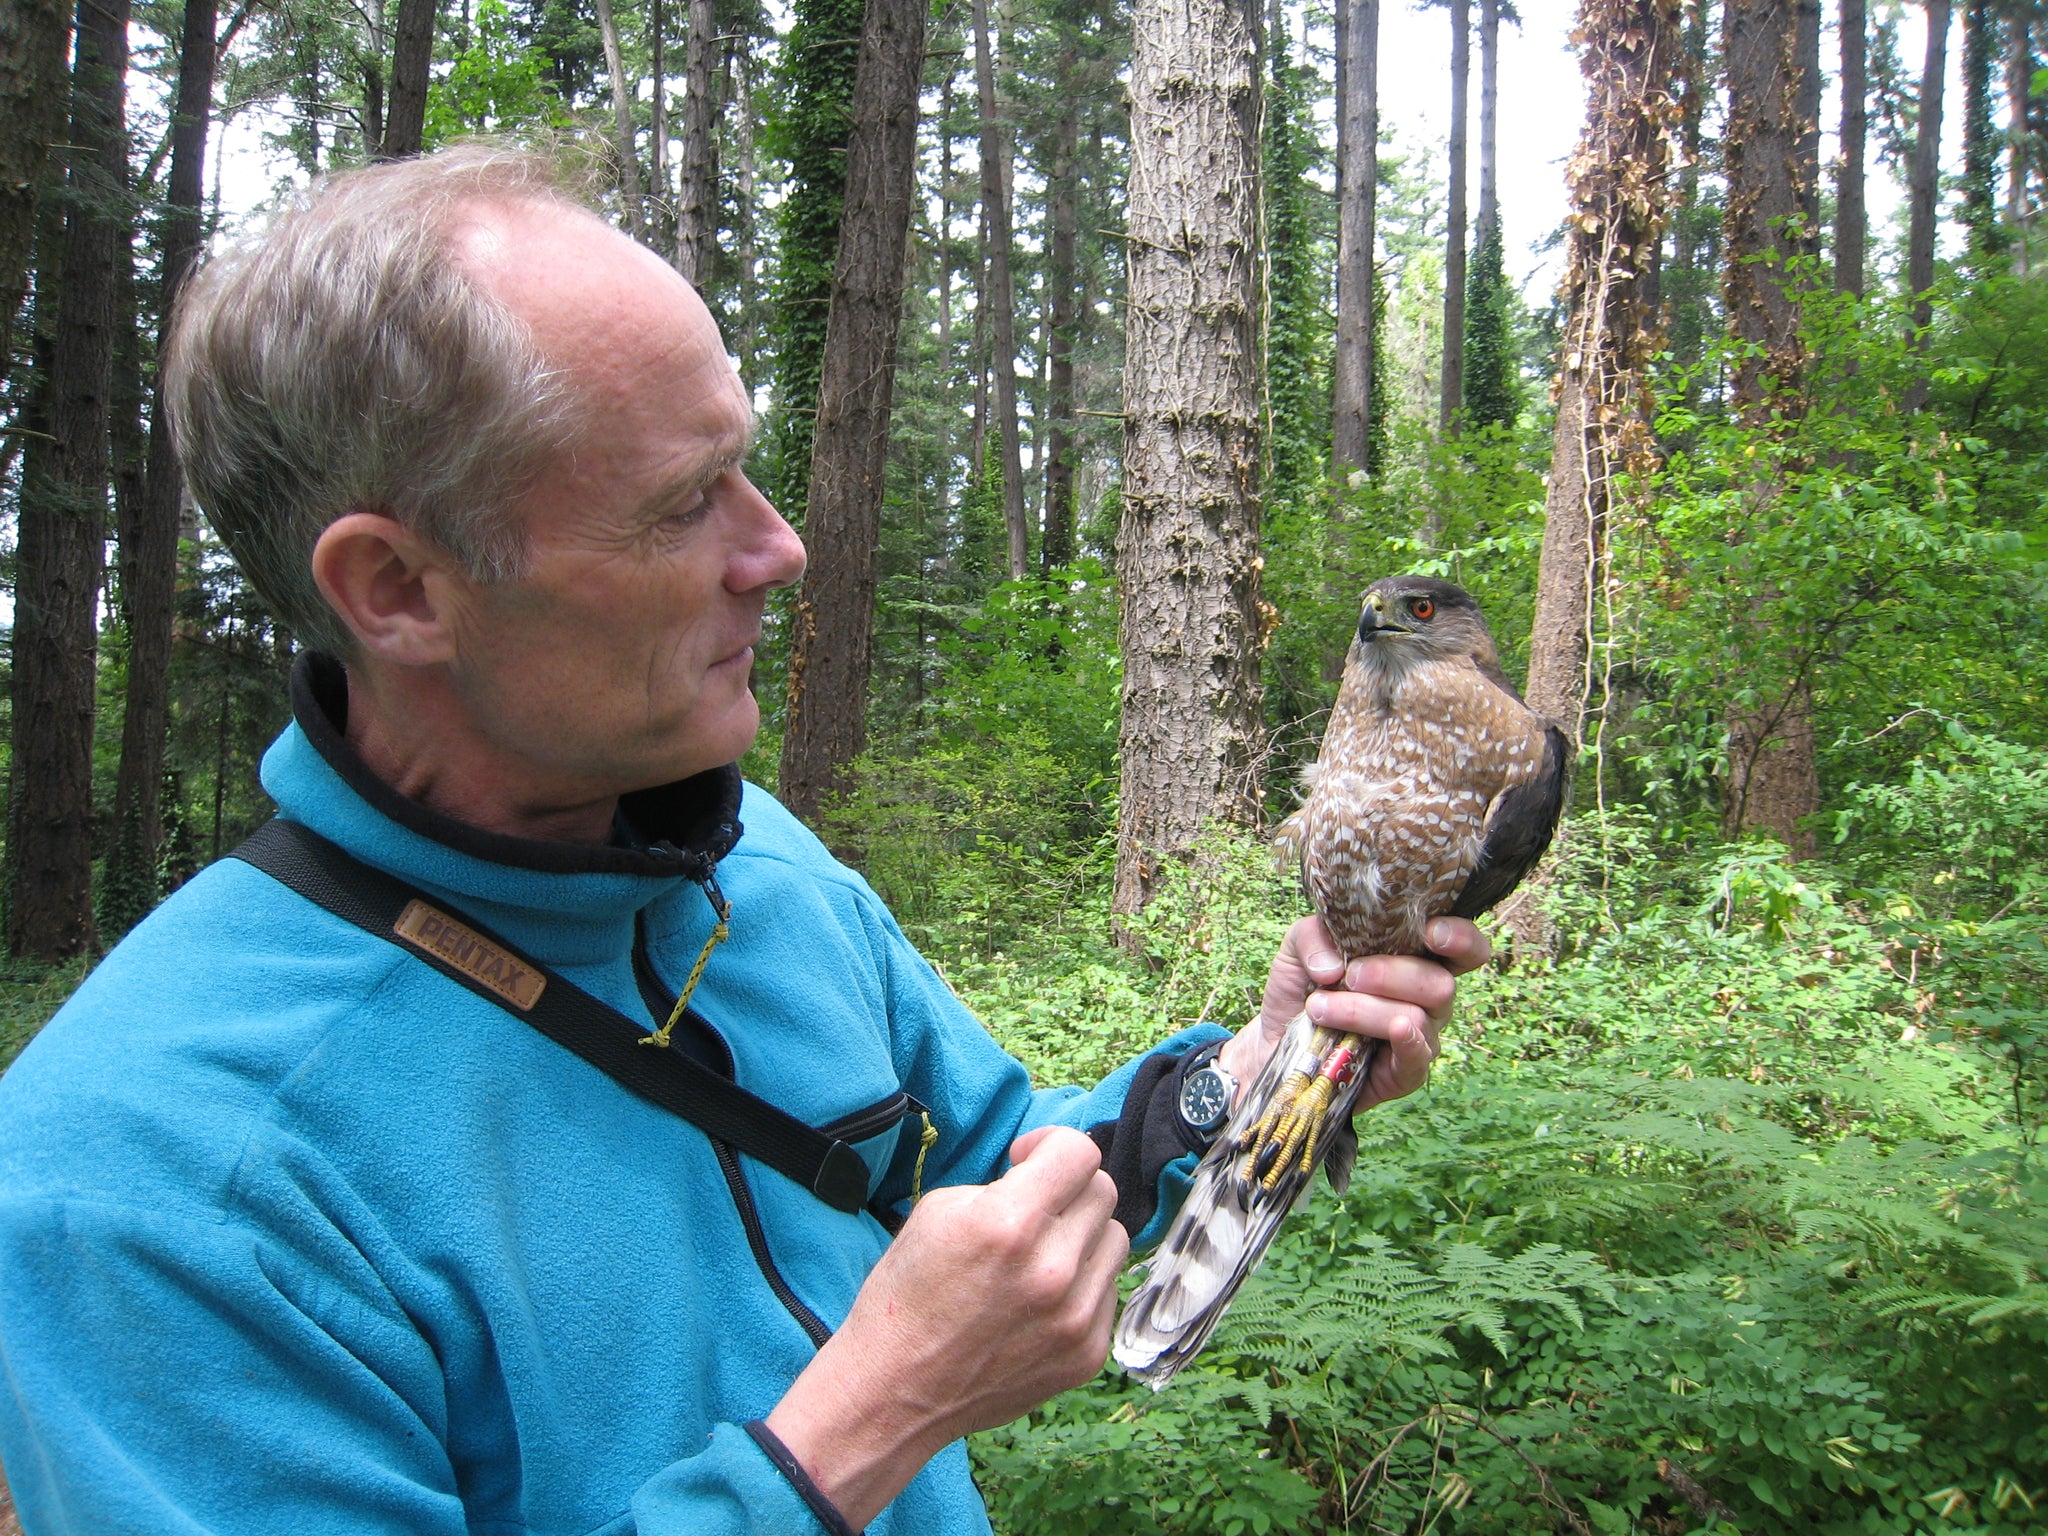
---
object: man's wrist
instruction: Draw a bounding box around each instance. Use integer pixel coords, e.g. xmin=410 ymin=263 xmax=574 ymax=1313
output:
xmin=764 ymin=1345 xmax=952 ymax=1530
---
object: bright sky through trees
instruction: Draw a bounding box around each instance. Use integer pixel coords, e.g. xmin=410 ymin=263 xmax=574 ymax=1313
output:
xmin=187 ymin=0 xmax=1955 ymax=309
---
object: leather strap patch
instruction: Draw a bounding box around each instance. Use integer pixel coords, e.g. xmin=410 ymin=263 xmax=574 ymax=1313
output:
xmin=394 ymin=900 xmax=547 ymax=1011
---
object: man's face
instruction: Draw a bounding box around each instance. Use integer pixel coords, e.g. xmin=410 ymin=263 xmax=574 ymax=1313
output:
xmin=442 ymin=202 xmax=806 ymax=802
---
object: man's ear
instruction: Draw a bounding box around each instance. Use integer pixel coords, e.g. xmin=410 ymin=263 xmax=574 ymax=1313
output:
xmin=310 ymin=513 xmax=473 ymax=665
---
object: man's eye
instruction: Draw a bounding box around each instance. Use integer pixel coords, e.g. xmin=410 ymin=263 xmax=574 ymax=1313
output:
xmin=656 ymin=496 xmax=709 ymax=531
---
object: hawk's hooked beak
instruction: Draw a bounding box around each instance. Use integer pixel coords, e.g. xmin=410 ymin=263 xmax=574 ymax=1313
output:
xmin=1357 ymin=591 xmax=1411 ymax=642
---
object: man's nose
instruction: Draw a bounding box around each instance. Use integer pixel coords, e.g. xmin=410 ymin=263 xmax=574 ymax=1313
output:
xmin=728 ymin=474 xmax=808 ymax=592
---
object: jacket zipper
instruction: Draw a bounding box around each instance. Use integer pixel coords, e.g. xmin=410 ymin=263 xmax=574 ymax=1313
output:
xmin=823 ymin=1090 xmax=915 ymax=1145
xmin=713 ymin=1139 xmax=834 ymax=1347
xmin=632 ymin=919 xmax=835 ymax=1349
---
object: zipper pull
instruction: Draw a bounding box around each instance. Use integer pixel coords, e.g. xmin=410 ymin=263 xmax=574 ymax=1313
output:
xmin=644 ymin=875 xmax=732 ymax=1049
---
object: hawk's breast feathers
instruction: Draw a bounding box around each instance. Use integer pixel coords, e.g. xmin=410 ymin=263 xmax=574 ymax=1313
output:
xmin=1278 ymin=608 xmax=1568 ymax=958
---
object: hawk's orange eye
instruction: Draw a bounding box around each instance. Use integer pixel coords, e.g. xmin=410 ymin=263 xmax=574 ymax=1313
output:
xmin=1410 ymin=598 xmax=1435 ymax=620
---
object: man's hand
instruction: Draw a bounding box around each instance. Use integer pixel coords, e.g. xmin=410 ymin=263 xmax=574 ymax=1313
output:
xmin=764 ymin=1126 xmax=1125 ymax=1527
xmin=1216 ymin=915 xmax=1490 ymax=1115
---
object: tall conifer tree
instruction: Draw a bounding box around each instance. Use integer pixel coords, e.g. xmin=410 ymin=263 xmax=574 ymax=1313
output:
xmin=1115 ymin=0 xmax=1265 ymax=914
xmin=769 ymin=0 xmax=863 ymax=527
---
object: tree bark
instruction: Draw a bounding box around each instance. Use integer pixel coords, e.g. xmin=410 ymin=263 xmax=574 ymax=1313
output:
xmin=2007 ymin=10 xmax=2035 ymax=252
xmin=1724 ymin=0 xmax=1811 ymax=404
xmin=729 ymin=34 xmax=758 ymax=371
xmin=0 ymin=0 xmax=70 ymax=397
xmin=1476 ymin=0 xmax=1499 ymax=241
xmin=1114 ymin=0 xmax=1265 ymax=916
xmin=103 ymin=0 xmax=214 ymax=936
xmin=651 ymin=0 xmax=668 ymax=243
xmin=1794 ymin=0 xmax=1822 ymax=239
xmin=593 ymin=0 xmax=647 ymax=236
xmin=973 ymin=0 xmax=1029 ymax=579
xmin=673 ymin=0 xmax=720 ymax=282
xmin=1524 ymin=0 xmax=1682 ymax=739
xmin=937 ymin=58 xmax=955 ymax=371
xmin=1439 ymin=0 xmax=1470 ymax=432
xmin=1330 ymin=0 xmax=1377 ymax=470
xmin=9 ymin=0 xmax=129 ymax=961
xmin=776 ymin=0 xmax=927 ymax=824
xmin=1041 ymin=79 xmax=1081 ymax=570
xmin=379 ymin=0 xmax=434 ymax=158
xmin=1960 ymin=0 xmax=1994 ymax=254
xmin=1720 ymin=0 xmax=1821 ymax=854
xmin=1835 ymin=0 xmax=1866 ymax=293
xmin=1907 ymin=0 xmax=1950 ymax=316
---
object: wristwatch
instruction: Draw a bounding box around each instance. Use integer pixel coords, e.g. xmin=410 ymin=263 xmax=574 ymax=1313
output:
xmin=1176 ymin=1043 xmax=1239 ymax=1142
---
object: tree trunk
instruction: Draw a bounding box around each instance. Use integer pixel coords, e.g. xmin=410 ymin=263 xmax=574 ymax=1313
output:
xmin=1720 ymin=0 xmax=1821 ymax=854
xmin=1907 ymin=0 xmax=1950 ymax=316
xmin=1330 ymin=0 xmax=1377 ymax=470
xmin=1461 ymin=0 xmax=1517 ymax=433
xmin=651 ymin=0 xmax=668 ymax=242
xmin=729 ymin=35 xmax=758 ymax=370
xmin=1476 ymin=0 xmax=1499 ymax=240
xmin=1439 ymin=0 xmax=1470 ymax=432
xmin=379 ymin=0 xmax=434 ymax=158
xmin=1664 ymin=2 xmax=1710 ymax=388
xmin=9 ymin=0 xmax=129 ymax=962
xmin=593 ymin=0 xmax=647 ymax=236
xmin=2007 ymin=10 xmax=2035 ymax=253
xmin=1794 ymin=0 xmax=1822 ymax=239
xmin=1835 ymin=0 xmax=1866 ymax=293
xmin=776 ymin=0 xmax=927 ymax=824
xmin=1724 ymin=0 xmax=1810 ymax=404
xmin=0 ymin=0 xmax=70 ymax=397
xmin=674 ymin=0 xmax=719 ymax=281
xmin=937 ymin=59 xmax=955 ymax=370
xmin=104 ymin=0 xmax=214 ymax=937
xmin=1960 ymin=0 xmax=1994 ymax=254
xmin=1041 ymin=80 xmax=1081 ymax=571
xmin=1114 ymin=0 xmax=1265 ymax=916
xmin=1524 ymin=0 xmax=1682 ymax=738
xmin=973 ymin=0 xmax=1029 ymax=579
xmin=769 ymin=0 xmax=861 ymax=527
xmin=362 ymin=59 xmax=385 ymax=159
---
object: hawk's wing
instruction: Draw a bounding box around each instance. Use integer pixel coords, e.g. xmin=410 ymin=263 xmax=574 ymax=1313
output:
xmin=1451 ymin=721 xmax=1570 ymax=921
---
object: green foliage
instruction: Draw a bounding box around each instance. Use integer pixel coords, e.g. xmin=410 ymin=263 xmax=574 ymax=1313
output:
xmin=957 ymin=809 xmax=2048 ymax=1535
xmin=1462 ymin=222 xmax=1520 ymax=434
xmin=765 ymin=0 xmax=864 ymax=527
xmin=423 ymin=0 xmax=565 ymax=143
xmin=1264 ymin=45 xmax=1332 ymax=514
xmin=1618 ymin=273 xmax=2045 ymax=827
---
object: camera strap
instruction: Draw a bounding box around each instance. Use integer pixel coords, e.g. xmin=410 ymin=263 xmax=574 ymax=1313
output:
xmin=230 ymin=817 xmax=879 ymax=1214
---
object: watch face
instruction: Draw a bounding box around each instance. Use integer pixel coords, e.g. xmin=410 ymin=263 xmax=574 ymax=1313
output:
xmin=1180 ymin=1067 xmax=1233 ymax=1133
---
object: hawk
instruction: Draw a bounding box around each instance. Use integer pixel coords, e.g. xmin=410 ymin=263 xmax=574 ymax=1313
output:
xmin=1114 ymin=576 xmax=1570 ymax=1387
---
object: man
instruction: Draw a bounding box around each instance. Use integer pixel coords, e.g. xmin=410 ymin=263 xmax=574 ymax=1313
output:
xmin=0 ymin=147 xmax=1484 ymax=1533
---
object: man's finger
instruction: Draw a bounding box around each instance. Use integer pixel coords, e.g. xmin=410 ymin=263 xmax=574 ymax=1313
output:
xmin=1285 ymin=915 xmax=1346 ymax=986
xmin=1000 ymin=1126 xmax=1108 ymax=1215
xmin=1424 ymin=917 xmax=1491 ymax=976
xmin=1336 ymin=953 xmax=1459 ymax=1020
xmin=1305 ymin=989 xmax=1434 ymax=1046
xmin=1028 ymin=1167 xmax=1121 ymax=1280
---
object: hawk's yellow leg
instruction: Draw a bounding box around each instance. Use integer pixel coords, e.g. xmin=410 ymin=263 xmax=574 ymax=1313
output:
xmin=1237 ymin=1028 xmax=1369 ymax=1193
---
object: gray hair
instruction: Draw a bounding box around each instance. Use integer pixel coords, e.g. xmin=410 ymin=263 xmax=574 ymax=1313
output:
xmin=164 ymin=144 xmax=598 ymax=656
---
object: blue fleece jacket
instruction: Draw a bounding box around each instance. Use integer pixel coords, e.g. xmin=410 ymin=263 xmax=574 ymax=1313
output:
xmin=0 ymin=662 xmax=1223 ymax=1535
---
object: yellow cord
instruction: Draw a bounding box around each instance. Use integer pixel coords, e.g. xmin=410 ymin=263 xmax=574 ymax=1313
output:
xmin=910 ymin=1111 xmax=939 ymax=1202
xmin=643 ymin=879 xmax=732 ymax=1048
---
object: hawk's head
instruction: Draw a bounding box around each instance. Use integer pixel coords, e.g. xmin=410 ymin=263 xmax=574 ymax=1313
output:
xmin=1354 ymin=576 xmax=1502 ymax=674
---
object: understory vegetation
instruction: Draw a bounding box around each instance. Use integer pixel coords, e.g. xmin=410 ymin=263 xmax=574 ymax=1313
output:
xmin=929 ymin=773 xmax=2047 ymax=1534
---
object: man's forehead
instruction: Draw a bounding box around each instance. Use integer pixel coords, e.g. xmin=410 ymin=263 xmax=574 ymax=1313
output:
xmin=452 ymin=198 xmax=720 ymax=365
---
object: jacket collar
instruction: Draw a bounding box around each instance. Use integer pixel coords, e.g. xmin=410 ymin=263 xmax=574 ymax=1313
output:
xmin=290 ymin=652 xmax=742 ymax=882
xmin=257 ymin=653 xmax=744 ymax=969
